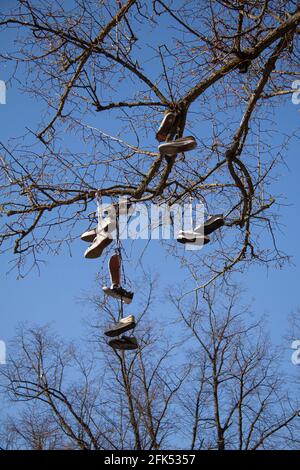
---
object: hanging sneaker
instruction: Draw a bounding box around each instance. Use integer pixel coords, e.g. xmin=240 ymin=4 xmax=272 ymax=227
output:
xmin=156 ymin=111 xmax=177 ymax=142
xmin=108 ymin=254 xmax=121 ymax=287
xmin=81 ymin=228 xmax=97 ymax=243
xmin=84 ymin=232 xmax=113 ymax=259
xmin=158 ymin=136 xmax=197 ymax=156
xmin=102 ymin=285 xmax=134 ymax=304
xmin=177 ymin=215 xmax=224 ymax=244
xmin=108 ymin=335 xmax=139 ymax=351
xmin=202 ymin=214 xmax=224 ymax=235
xmin=177 ymin=232 xmax=210 ymax=245
xmin=238 ymin=59 xmax=251 ymax=73
xmin=81 ymin=217 xmax=116 ymax=242
xmin=186 ymin=214 xmax=224 ymax=237
xmin=104 ymin=315 xmax=136 ymax=337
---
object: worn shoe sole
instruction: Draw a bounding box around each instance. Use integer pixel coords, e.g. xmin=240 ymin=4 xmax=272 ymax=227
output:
xmin=203 ymin=216 xmax=224 ymax=235
xmin=108 ymin=337 xmax=138 ymax=351
xmin=102 ymin=286 xmax=133 ymax=304
xmin=105 ymin=321 xmax=136 ymax=338
xmin=158 ymin=137 xmax=197 ymax=156
xmin=81 ymin=229 xmax=97 ymax=243
xmin=81 ymin=219 xmax=116 ymax=242
xmin=177 ymin=233 xmax=210 ymax=245
xmin=84 ymin=236 xmax=112 ymax=259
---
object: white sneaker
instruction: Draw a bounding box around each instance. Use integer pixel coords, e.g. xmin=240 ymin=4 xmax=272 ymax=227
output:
xmin=81 ymin=228 xmax=97 ymax=243
xmin=84 ymin=232 xmax=113 ymax=259
xmin=156 ymin=111 xmax=177 ymax=142
xmin=81 ymin=217 xmax=116 ymax=242
xmin=158 ymin=136 xmax=197 ymax=156
xmin=105 ymin=316 xmax=136 ymax=338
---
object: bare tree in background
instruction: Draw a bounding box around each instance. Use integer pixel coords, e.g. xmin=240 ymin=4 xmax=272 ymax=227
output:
xmin=0 ymin=0 xmax=299 ymax=288
xmin=0 ymin=406 xmax=68 ymax=450
xmin=173 ymin=285 xmax=300 ymax=449
xmin=0 ymin=284 xmax=299 ymax=450
xmin=0 ymin=278 xmax=188 ymax=450
xmin=1 ymin=0 xmax=300 ymax=452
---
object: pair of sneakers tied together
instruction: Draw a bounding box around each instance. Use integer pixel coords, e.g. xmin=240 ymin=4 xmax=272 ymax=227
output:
xmin=102 ymin=253 xmax=133 ymax=304
xmin=177 ymin=214 xmax=224 ymax=246
xmin=156 ymin=111 xmax=225 ymax=244
xmin=80 ymin=201 xmax=132 ymax=259
xmin=156 ymin=110 xmax=197 ymax=157
xmin=80 ymin=200 xmax=138 ymax=352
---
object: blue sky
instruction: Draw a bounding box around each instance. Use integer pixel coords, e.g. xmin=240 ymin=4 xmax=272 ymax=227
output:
xmin=0 ymin=4 xmax=300 ymax=377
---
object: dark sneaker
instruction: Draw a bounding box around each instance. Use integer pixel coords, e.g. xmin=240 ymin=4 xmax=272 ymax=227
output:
xmin=84 ymin=232 xmax=112 ymax=259
xmin=238 ymin=59 xmax=251 ymax=73
xmin=156 ymin=111 xmax=177 ymax=142
xmin=158 ymin=136 xmax=197 ymax=156
xmin=102 ymin=285 xmax=134 ymax=304
xmin=177 ymin=232 xmax=210 ymax=245
xmin=104 ymin=315 xmax=136 ymax=337
xmin=108 ymin=335 xmax=138 ymax=351
xmin=177 ymin=215 xmax=224 ymax=243
xmin=202 ymin=214 xmax=224 ymax=235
